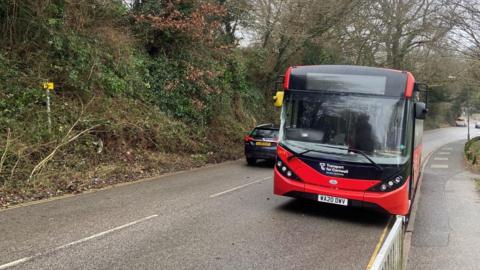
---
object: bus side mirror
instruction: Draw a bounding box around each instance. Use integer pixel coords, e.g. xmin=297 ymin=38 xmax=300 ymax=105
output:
xmin=273 ymin=91 xmax=284 ymax=107
xmin=415 ymin=102 xmax=428 ymax=119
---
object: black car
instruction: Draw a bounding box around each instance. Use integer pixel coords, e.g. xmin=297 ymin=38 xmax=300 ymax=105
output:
xmin=244 ymin=124 xmax=279 ymax=165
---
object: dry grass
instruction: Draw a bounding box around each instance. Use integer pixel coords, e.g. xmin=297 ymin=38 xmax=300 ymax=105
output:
xmin=0 ymin=94 xmax=249 ymax=208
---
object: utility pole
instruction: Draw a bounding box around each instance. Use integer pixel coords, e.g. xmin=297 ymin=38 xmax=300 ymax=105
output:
xmin=467 ymin=85 xmax=471 ymax=141
xmin=468 ymin=97 xmax=471 ymax=141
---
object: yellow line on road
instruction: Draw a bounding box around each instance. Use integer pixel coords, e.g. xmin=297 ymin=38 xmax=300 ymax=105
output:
xmin=365 ymin=216 xmax=393 ymax=270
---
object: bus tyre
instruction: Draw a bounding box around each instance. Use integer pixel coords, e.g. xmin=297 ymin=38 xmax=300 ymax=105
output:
xmin=246 ymin=158 xmax=256 ymax=166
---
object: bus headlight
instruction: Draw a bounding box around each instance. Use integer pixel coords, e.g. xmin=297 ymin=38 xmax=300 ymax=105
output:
xmin=394 ymin=176 xmax=402 ymax=184
xmin=369 ymin=175 xmax=406 ymax=192
xmin=276 ymin=157 xmax=300 ymax=181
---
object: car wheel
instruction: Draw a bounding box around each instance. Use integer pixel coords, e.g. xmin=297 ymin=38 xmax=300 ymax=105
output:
xmin=246 ymin=158 xmax=256 ymax=166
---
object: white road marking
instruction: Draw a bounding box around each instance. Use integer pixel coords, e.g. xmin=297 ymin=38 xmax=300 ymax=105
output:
xmin=431 ymin=164 xmax=449 ymax=169
xmin=0 ymin=258 xmax=31 ymax=270
xmin=209 ymin=176 xmax=272 ymax=198
xmin=437 ymin=152 xmax=451 ymax=155
xmin=442 ymin=147 xmax=453 ymax=150
xmin=434 ymin=157 xmax=449 ymax=161
xmin=0 ymin=215 xmax=158 ymax=270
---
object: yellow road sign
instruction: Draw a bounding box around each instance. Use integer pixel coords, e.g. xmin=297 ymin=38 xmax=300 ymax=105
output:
xmin=43 ymin=82 xmax=54 ymax=90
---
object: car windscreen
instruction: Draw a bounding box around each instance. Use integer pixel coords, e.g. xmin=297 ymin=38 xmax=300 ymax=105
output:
xmin=251 ymin=128 xmax=279 ymax=139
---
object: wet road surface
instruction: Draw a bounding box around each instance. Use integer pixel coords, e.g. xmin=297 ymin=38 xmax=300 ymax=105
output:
xmin=0 ymin=126 xmax=475 ymax=270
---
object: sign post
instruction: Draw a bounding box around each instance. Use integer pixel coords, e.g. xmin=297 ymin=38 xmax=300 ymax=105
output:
xmin=42 ymin=82 xmax=54 ymax=133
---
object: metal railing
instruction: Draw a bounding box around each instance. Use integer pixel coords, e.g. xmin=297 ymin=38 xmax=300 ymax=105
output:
xmin=370 ymin=215 xmax=405 ymax=270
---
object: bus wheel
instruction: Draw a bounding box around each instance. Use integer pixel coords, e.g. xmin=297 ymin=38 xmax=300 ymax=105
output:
xmin=246 ymin=158 xmax=256 ymax=166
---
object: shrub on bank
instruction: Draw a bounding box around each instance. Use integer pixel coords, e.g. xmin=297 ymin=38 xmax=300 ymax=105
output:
xmin=0 ymin=1 xmax=268 ymax=207
xmin=465 ymin=137 xmax=480 ymax=166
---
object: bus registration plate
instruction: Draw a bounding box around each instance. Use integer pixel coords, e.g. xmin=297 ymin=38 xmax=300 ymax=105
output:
xmin=318 ymin=195 xmax=348 ymax=206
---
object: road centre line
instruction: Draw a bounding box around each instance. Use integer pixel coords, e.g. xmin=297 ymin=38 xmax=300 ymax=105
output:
xmin=434 ymin=157 xmax=449 ymax=161
xmin=209 ymin=176 xmax=272 ymax=198
xmin=437 ymin=152 xmax=451 ymax=155
xmin=442 ymin=147 xmax=453 ymax=150
xmin=0 ymin=215 xmax=158 ymax=270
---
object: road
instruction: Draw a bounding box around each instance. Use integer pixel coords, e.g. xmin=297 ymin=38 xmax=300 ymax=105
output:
xmin=0 ymin=126 xmax=476 ymax=270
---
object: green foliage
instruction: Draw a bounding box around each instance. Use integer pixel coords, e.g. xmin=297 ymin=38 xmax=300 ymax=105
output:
xmin=47 ymin=31 xmax=149 ymax=98
xmin=424 ymin=84 xmax=470 ymax=129
xmin=0 ymin=52 xmax=44 ymax=129
xmin=302 ymin=41 xmax=338 ymax=65
xmin=145 ymin=49 xmax=263 ymax=125
xmin=428 ymin=85 xmax=451 ymax=103
xmin=465 ymin=137 xmax=480 ymax=165
xmin=147 ymin=56 xmax=199 ymax=122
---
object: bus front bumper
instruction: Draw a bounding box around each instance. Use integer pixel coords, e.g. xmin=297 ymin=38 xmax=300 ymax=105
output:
xmin=274 ymin=171 xmax=410 ymax=215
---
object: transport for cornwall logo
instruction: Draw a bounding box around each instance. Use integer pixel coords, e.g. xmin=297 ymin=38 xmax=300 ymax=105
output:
xmin=318 ymin=162 xmax=349 ymax=176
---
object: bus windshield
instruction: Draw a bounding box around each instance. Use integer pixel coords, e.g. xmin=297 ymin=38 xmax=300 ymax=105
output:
xmin=280 ymin=91 xmax=409 ymax=165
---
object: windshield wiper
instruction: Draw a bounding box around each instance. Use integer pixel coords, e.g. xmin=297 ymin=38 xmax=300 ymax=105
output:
xmin=284 ymin=143 xmax=383 ymax=172
xmin=286 ymin=145 xmax=336 ymax=161
xmin=315 ymin=144 xmax=384 ymax=172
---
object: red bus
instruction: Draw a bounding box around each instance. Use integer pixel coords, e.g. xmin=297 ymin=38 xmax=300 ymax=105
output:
xmin=273 ymin=65 xmax=427 ymax=215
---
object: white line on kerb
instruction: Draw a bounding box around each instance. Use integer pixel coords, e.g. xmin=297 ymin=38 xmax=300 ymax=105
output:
xmin=0 ymin=214 xmax=158 ymax=270
xmin=431 ymin=164 xmax=449 ymax=169
xmin=437 ymin=152 xmax=451 ymax=155
xmin=434 ymin=157 xmax=449 ymax=161
xmin=209 ymin=177 xmax=272 ymax=198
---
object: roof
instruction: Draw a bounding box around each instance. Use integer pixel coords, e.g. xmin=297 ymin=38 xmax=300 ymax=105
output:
xmin=286 ymin=65 xmax=413 ymax=97
xmin=291 ymin=65 xmax=404 ymax=74
xmin=255 ymin=123 xmax=279 ymax=130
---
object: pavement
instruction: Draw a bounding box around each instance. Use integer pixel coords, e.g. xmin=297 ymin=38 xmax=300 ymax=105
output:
xmin=0 ymin=126 xmax=476 ymax=270
xmin=407 ymin=140 xmax=480 ymax=270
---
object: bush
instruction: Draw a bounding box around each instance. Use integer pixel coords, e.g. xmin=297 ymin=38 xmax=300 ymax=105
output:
xmin=0 ymin=0 xmax=269 ymax=206
xmin=465 ymin=137 xmax=480 ymax=165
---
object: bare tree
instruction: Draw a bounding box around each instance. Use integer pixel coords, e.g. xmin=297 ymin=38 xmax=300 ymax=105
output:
xmin=451 ymin=0 xmax=480 ymax=59
xmin=246 ymin=0 xmax=358 ymax=77
xmin=340 ymin=0 xmax=457 ymax=69
xmin=216 ymin=0 xmax=252 ymax=44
